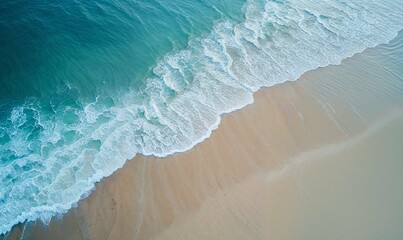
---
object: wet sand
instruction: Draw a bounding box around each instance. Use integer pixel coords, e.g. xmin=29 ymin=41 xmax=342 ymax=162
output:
xmin=2 ymin=33 xmax=403 ymax=239
xmin=264 ymin=111 xmax=403 ymax=240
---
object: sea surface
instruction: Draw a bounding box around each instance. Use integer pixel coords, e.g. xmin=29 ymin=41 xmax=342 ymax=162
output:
xmin=0 ymin=0 xmax=402 ymax=234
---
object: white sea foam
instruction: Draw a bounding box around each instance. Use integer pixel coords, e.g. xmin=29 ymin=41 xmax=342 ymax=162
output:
xmin=1 ymin=0 xmax=402 ymax=235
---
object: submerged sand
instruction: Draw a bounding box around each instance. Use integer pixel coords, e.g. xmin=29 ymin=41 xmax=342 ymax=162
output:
xmin=3 ymin=33 xmax=403 ymax=239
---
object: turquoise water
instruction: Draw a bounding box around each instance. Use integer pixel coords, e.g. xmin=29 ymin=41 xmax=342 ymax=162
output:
xmin=0 ymin=0 xmax=402 ymax=234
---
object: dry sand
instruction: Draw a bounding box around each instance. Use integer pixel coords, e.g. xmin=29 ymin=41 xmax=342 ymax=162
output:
xmin=3 ymin=34 xmax=403 ymax=240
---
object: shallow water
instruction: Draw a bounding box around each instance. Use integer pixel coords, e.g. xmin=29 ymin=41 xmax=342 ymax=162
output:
xmin=0 ymin=0 xmax=402 ymax=234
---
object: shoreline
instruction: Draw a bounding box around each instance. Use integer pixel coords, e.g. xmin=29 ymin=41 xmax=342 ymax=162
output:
xmin=2 ymin=32 xmax=403 ymax=240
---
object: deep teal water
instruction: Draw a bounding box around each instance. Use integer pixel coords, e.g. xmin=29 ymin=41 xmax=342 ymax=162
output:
xmin=0 ymin=0 xmax=245 ymax=104
xmin=0 ymin=0 xmax=402 ymax=234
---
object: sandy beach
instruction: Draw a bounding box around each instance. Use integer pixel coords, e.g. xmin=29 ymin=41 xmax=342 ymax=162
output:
xmin=3 ymin=33 xmax=403 ymax=240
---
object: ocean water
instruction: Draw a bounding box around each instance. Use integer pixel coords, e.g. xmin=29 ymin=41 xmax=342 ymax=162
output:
xmin=0 ymin=0 xmax=402 ymax=234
